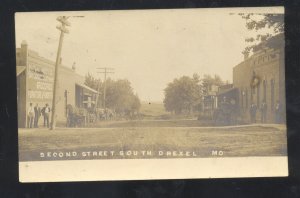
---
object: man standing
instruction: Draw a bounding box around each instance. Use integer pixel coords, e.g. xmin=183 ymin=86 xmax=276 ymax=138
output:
xmin=260 ymin=100 xmax=268 ymax=123
xmin=43 ymin=103 xmax=51 ymax=128
xmin=249 ymin=103 xmax=257 ymax=123
xmin=34 ymin=103 xmax=41 ymax=128
xmin=27 ymin=103 xmax=34 ymax=128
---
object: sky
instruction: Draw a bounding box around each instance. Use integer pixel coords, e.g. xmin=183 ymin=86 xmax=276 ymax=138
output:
xmin=15 ymin=7 xmax=283 ymax=102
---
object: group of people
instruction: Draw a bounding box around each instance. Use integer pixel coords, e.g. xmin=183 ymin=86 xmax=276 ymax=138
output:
xmin=27 ymin=103 xmax=51 ymax=128
xmin=249 ymin=100 xmax=283 ymax=124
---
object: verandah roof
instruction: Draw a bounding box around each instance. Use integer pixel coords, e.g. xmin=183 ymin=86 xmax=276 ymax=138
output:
xmin=75 ymin=83 xmax=99 ymax=94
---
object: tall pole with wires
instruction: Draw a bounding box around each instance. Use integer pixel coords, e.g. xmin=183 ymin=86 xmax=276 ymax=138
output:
xmin=50 ymin=16 xmax=70 ymax=130
xmin=95 ymin=67 xmax=114 ymax=110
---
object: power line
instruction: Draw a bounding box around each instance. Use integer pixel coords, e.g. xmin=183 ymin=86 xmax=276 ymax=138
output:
xmin=95 ymin=67 xmax=115 ymax=110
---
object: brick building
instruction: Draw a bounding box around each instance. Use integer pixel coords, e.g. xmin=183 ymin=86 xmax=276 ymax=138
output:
xmin=16 ymin=41 xmax=98 ymax=128
xmin=232 ymin=34 xmax=285 ymax=123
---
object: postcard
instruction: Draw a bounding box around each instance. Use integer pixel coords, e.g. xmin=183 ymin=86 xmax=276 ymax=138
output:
xmin=16 ymin=7 xmax=287 ymax=182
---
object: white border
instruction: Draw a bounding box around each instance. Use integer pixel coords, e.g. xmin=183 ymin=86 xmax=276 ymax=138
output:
xmin=19 ymin=156 xmax=288 ymax=182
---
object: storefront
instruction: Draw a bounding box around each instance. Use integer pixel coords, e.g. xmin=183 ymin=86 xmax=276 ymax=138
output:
xmin=16 ymin=41 xmax=98 ymax=128
xmin=233 ymin=35 xmax=285 ymax=123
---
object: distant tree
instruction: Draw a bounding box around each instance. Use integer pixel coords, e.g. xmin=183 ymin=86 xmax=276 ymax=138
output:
xmin=163 ymin=74 xmax=202 ymax=114
xmin=84 ymin=74 xmax=141 ymax=113
xmin=239 ymin=13 xmax=284 ymax=56
xmin=105 ymin=79 xmax=134 ymax=112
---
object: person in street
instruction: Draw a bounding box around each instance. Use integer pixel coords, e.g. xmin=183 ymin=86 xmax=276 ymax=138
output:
xmin=27 ymin=103 xmax=35 ymax=128
xmin=249 ymin=103 xmax=257 ymax=123
xmin=42 ymin=103 xmax=51 ymax=128
xmin=275 ymin=100 xmax=283 ymax=124
xmin=260 ymin=100 xmax=268 ymax=123
xmin=34 ymin=103 xmax=41 ymax=128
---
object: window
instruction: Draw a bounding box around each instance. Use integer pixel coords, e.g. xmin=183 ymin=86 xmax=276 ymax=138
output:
xmin=263 ymin=80 xmax=267 ymax=101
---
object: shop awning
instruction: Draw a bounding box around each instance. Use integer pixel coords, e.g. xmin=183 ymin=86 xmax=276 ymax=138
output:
xmin=16 ymin=66 xmax=26 ymax=76
xmin=76 ymin=83 xmax=98 ymax=94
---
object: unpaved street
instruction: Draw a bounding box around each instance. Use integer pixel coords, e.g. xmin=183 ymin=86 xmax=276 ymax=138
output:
xmin=19 ymin=123 xmax=287 ymax=161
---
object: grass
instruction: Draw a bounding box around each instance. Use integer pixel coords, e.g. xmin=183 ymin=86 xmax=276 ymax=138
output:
xmin=140 ymin=101 xmax=170 ymax=118
xmin=139 ymin=102 xmax=198 ymax=120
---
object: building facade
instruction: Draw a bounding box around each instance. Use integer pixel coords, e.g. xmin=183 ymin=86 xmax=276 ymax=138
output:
xmin=16 ymin=41 xmax=98 ymax=128
xmin=233 ymin=43 xmax=285 ymax=123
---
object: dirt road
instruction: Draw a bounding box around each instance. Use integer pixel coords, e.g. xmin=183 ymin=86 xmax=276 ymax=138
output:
xmin=19 ymin=123 xmax=287 ymax=161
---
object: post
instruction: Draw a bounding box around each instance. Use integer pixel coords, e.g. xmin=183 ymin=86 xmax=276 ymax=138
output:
xmin=50 ymin=16 xmax=70 ymax=130
xmin=94 ymin=80 xmax=101 ymax=111
xmin=95 ymin=67 xmax=114 ymax=110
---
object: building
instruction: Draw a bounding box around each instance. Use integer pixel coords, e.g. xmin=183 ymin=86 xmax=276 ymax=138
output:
xmin=201 ymin=84 xmax=218 ymax=118
xmin=233 ymin=34 xmax=285 ymax=123
xmin=201 ymin=84 xmax=237 ymax=120
xmin=16 ymin=41 xmax=99 ymax=128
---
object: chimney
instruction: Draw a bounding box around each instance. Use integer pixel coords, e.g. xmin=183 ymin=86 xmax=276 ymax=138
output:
xmin=21 ymin=40 xmax=28 ymax=48
xmin=20 ymin=40 xmax=28 ymax=66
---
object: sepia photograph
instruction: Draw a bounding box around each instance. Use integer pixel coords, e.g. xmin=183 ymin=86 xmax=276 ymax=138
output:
xmin=15 ymin=7 xmax=287 ymax=182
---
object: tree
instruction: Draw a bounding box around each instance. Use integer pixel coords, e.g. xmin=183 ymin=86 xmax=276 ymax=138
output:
xmin=84 ymin=74 xmax=141 ymax=114
xmin=239 ymin=13 xmax=284 ymax=56
xmin=202 ymin=74 xmax=224 ymax=95
xmin=105 ymin=79 xmax=135 ymax=112
xmin=84 ymin=72 xmax=101 ymax=90
xmin=131 ymin=94 xmax=141 ymax=113
xmin=163 ymin=74 xmax=202 ymax=114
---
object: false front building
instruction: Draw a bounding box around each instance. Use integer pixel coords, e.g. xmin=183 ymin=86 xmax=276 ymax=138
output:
xmin=16 ymin=41 xmax=99 ymax=128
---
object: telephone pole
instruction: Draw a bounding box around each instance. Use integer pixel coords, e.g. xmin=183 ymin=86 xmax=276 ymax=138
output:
xmin=50 ymin=16 xmax=70 ymax=130
xmin=95 ymin=67 xmax=114 ymax=110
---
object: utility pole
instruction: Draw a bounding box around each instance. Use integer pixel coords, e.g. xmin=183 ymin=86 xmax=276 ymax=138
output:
xmin=95 ymin=67 xmax=114 ymax=110
xmin=50 ymin=16 xmax=70 ymax=130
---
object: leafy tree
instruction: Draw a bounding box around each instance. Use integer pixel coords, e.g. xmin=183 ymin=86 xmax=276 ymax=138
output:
xmin=239 ymin=13 xmax=284 ymax=56
xmin=163 ymin=74 xmax=202 ymax=114
xmin=163 ymin=73 xmax=225 ymax=114
xmin=105 ymin=79 xmax=135 ymax=112
xmin=84 ymin=74 xmax=141 ymax=114
xmin=84 ymin=72 xmax=101 ymax=90
xmin=202 ymin=74 xmax=224 ymax=95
